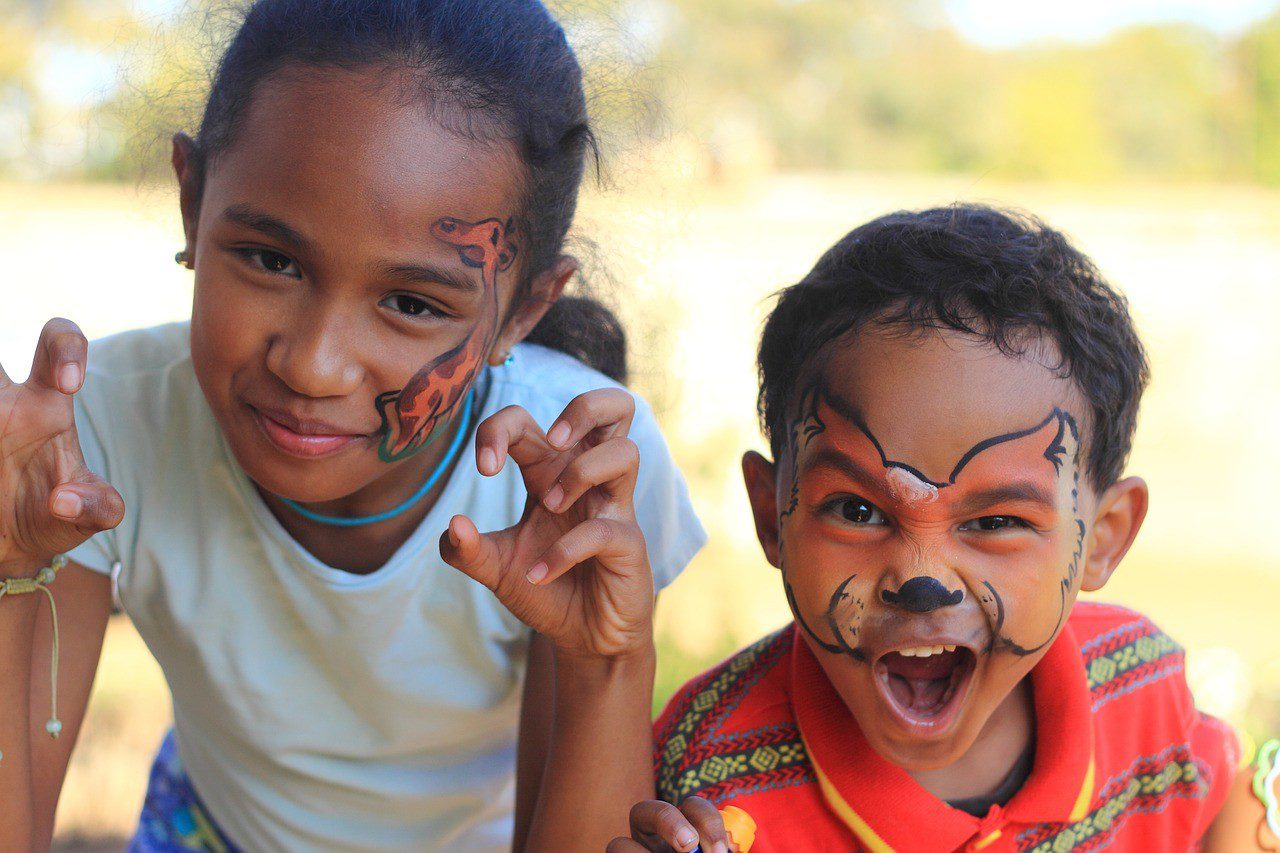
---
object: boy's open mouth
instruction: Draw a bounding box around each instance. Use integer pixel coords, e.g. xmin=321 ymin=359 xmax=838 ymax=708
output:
xmin=874 ymin=645 xmax=976 ymax=733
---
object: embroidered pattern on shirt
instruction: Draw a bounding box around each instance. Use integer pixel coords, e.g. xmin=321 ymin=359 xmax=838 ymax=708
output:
xmin=1080 ymin=617 xmax=1183 ymax=712
xmin=655 ymin=628 xmax=815 ymax=804
xmin=1015 ymin=744 xmax=1210 ymax=852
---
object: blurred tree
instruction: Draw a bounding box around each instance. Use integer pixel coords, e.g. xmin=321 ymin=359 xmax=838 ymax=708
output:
xmin=5 ymin=0 xmax=1280 ymax=186
xmin=0 ymin=0 xmax=144 ymax=174
xmin=1239 ymin=11 xmax=1280 ymax=184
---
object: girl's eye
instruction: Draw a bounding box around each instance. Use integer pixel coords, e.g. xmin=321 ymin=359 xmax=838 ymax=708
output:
xmin=831 ymin=497 xmax=888 ymax=526
xmin=241 ymin=248 xmax=300 ymax=278
xmin=380 ymin=293 xmax=444 ymax=319
xmin=961 ymin=515 xmax=1028 ymax=532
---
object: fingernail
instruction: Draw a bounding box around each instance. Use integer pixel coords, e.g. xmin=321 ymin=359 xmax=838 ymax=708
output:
xmin=714 ymin=843 xmax=729 ymax=853
xmin=59 ymin=364 xmax=81 ymax=393
xmin=52 ymin=492 xmax=82 ymax=519
xmin=479 ymin=448 xmax=497 ymax=475
xmin=547 ymin=421 xmax=570 ymax=448
xmin=543 ymin=483 xmax=564 ymax=511
xmin=526 ymin=562 xmax=548 ymax=584
xmin=447 ymin=526 xmax=459 ymax=548
xmin=674 ymin=829 xmax=697 ymax=851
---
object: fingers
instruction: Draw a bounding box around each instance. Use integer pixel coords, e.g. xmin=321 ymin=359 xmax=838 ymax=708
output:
xmin=28 ymin=318 xmax=88 ymax=395
xmin=545 ymin=388 xmax=635 ymax=451
xmin=48 ymin=475 xmax=125 ymax=536
xmin=527 ymin=517 xmax=644 ymax=586
xmin=473 ymin=405 xmax=551 ymax=477
xmin=605 ymin=839 xmax=650 ymax=853
xmin=438 ymin=514 xmax=505 ymax=590
xmin=627 ymin=800 xmax=704 ymax=853
xmin=676 ymin=798 xmax=731 ymax=853
xmin=541 ymin=437 xmax=639 ymax=514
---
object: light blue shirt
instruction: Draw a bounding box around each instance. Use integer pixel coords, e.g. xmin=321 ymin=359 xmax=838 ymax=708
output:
xmin=69 ymin=323 xmax=705 ymax=852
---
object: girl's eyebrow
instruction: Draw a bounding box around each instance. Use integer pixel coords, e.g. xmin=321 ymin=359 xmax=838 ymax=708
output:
xmin=221 ymin=204 xmax=315 ymax=253
xmin=382 ymin=262 xmax=479 ymax=294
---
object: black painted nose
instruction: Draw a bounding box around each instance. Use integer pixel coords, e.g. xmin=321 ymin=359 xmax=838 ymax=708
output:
xmin=881 ymin=577 xmax=963 ymax=612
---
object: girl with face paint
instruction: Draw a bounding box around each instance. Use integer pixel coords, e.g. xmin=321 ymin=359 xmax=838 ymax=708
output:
xmin=0 ymin=2 xmax=705 ymax=850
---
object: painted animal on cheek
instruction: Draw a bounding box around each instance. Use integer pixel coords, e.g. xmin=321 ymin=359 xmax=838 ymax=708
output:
xmin=376 ymin=217 xmax=517 ymax=461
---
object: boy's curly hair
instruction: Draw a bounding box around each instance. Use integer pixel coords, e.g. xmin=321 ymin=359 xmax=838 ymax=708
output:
xmin=758 ymin=203 xmax=1150 ymax=490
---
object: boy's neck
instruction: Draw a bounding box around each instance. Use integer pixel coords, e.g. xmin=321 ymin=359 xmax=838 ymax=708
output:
xmin=906 ymin=677 xmax=1036 ymax=803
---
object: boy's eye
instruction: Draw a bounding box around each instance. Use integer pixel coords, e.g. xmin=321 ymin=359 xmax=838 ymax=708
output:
xmin=240 ymin=248 xmax=300 ymax=278
xmin=831 ymin=497 xmax=888 ymax=526
xmin=960 ymin=515 xmax=1028 ymax=532
xmin=380 ymin=293 xmax=443 ymax=319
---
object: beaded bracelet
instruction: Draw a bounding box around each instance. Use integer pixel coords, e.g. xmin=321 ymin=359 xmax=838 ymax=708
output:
xmin=0 ymin=554 xmax=68 ymax=762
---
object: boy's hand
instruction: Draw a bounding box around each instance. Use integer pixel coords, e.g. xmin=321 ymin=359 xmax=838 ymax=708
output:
xmin=0 ymin=319 xmax=124 ymax=576
xmin=607 ymin=797 xmax=734 ymax=853
xmin=440 ymin=388 xmax=654 ymax=659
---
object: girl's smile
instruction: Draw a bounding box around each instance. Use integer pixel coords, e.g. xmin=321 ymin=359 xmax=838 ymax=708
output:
xmin=248 ymin=402 xmax=374 ymax=459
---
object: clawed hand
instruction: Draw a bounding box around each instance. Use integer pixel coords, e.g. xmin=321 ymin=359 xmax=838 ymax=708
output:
xmin=440 ymin=387 xmax=654 ymax=659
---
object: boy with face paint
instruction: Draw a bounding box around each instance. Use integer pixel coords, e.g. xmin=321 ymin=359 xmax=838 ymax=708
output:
xmin=610 ymin=205 xmax=1268 ymax=853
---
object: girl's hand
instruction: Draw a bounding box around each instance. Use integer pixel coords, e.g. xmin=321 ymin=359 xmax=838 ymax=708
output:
xmin=0 ymin=319 xmax=125 ymax=576
xmin=440 ymin=388 xmax=653 ymax=659
xmin=607 ymin=797 xmax=734 ymax=853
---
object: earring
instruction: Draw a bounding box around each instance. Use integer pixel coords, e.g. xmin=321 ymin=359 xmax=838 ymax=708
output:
xmin=503 ymin=352 xmax=515 ymax=366
xmin=174 ymin=250 xmax=190 ymax=267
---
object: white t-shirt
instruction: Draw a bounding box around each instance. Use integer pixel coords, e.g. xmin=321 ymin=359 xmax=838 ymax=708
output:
xmin=68 ymin=323 xmax=705 ymax=852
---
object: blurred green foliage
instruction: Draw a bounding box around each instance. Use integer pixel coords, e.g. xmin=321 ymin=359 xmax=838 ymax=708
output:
xmin=3 ymin=0 xmax=1280 ymax=184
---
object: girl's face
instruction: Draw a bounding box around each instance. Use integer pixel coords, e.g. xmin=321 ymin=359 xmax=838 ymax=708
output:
xmin=176 ymin=67 xmax=548 ymax=504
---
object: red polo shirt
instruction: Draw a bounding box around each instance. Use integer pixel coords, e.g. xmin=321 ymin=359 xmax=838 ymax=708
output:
xmin=654 ymin=602 xmax=1239 ymax=852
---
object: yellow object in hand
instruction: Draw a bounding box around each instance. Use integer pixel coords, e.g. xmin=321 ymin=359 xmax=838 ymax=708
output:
xmin=719 ymin=806 xmax=757 ymax=852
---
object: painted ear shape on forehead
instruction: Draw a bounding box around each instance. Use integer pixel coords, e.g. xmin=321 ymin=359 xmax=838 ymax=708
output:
xmin=820 ymin=385 xmax=1081 ymax=497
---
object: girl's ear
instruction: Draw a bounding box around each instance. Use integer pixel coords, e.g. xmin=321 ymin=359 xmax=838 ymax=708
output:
xmin=1081 ymin=475 xmax=1148 ymax=592
xmin=171 ymin=133 xmax=202 ymax=262
xmin=489 ymin=255 xmax=577 ymax=366
xmin=742 ymin=450 xmax=782 ymax=569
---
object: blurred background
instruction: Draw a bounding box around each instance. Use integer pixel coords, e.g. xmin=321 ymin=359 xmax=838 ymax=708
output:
xmin=2 ymin=0 xmax=1279 ymax=847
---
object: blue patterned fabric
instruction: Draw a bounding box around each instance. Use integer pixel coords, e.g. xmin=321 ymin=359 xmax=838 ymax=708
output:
xmin=130 ymin=730 xmax=237 ymax=853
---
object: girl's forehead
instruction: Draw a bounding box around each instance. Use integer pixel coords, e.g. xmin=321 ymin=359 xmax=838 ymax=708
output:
xmin=205 ymin=66 xmax=525 ymax=247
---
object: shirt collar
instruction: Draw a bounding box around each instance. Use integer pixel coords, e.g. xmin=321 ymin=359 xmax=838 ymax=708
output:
xmin=791 ymin=621 xmax=1095 ymax=852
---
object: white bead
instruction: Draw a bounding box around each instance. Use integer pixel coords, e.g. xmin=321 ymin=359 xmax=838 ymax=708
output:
xmin=46 ymin=719 xmax=62 ymax=738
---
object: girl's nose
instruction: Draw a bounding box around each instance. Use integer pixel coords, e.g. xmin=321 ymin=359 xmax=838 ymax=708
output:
xmin=265 ymin=314 xmax=363 ymax=399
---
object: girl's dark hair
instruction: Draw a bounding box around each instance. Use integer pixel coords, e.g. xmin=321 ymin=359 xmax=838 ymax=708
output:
xmin=758 ymin=204 xmax=1150 ymax=490
xmin=191 ymin=0 xmax=626 ymax=381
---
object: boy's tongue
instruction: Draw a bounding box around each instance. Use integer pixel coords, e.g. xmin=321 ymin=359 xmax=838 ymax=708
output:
xmin=882 ymin=650 xmax=960 ymax=713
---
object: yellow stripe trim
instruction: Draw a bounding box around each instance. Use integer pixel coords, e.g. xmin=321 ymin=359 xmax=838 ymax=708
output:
xmin=802 ymin=733 xmax=896 ymax=853
xmin=1068 ymin=755 xmax=1096 ymax=822
xmin=972 ymin=829 xmax=1003 ymax=849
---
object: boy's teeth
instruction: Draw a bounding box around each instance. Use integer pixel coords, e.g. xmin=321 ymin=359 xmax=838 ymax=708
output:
xmin=898 ymin=645 xmax=950 ymax=657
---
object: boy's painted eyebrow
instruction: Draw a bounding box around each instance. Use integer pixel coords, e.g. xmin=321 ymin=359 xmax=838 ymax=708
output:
xmin=951 ymin=482 xmax=1057 ymax=516
xmin=222 ymin=204 xmax=315 ymax=253
xmin=803 ymin=448 xmax=1057 ymax=511
xmin=382 ymin=262 xmax=479 ymax=294
xmin=803 ymin=449 xmax=887 ymax=495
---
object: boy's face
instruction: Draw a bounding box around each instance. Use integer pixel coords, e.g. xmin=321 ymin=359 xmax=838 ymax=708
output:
xmin=747 ymin=326 xmax=1135 ymax=771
